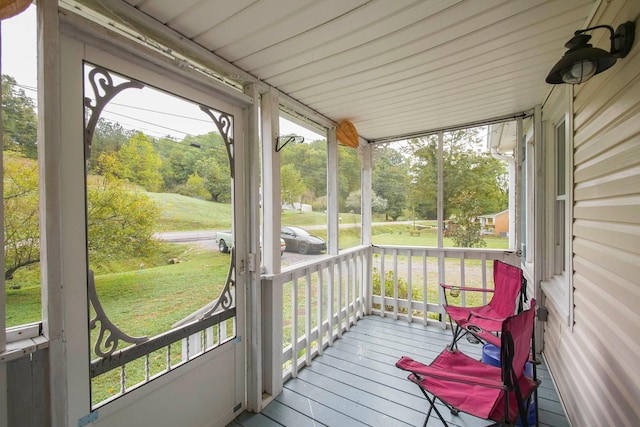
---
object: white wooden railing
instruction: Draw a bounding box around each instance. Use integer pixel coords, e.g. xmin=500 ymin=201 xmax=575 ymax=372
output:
xmin=370 ymin=245 xmax=517 ymax=328
xmin=265 ymin=245 xmax=518 ymax=384
xmin=262 ymin=245 xmax=372 ymax=384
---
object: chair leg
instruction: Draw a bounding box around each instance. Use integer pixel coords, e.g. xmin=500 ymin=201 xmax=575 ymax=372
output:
xmin=418 ymin=387 xmax=453 ymax=427
xmin=449 ymin=324 xmax=465 ymax=351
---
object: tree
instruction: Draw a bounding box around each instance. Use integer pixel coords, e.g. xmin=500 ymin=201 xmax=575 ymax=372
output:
xmin=117 ymin=132 xmax=163 ymax=191
xmin=346 ymin=189 xmax=387 ymax=215
xmin=280 ymin=140 xmax=327 ymax=201
xmin=3 ymin=152 xmax=40 ymax=280
xmin=281 ymin=164 xmax=307 ymax=210
xmin=408 ymin=128 xmax=508 ymax=220
xmin=338 ymin=145 xmax=361 ymax=212
xmin=373 ymin=146 xmax=409 ymax=220
xmin=175 ymin=172 xmax=210 ymax=199
xmin=194 ymin=157 xmax=231 ymax=202
xmin=86 ymin=176 xmax=160 ymax=262
xmin=408 ymin=137 xmax=438 ymax=219
xmin=3 ymin=153 xmax=160 ymax=280
xmin=448 ymin=190 xmax=486 ymax=248
xmin=2 ymin=75 xmax=38 ymax=159
xmin=88 ymin=119 xmax=132 ymax=173
xmin=345 ymin=189 xmax=361 ymax=213
xmin=371 ymin=192 xmax=388 ymax=214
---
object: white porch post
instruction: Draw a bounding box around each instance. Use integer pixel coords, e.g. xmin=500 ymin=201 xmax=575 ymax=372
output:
xmin=260 ymin=87 xmax=283 ymax=405
xmin=533 ymin=104 xmax=545 ymax=351
xmin=327 ymin=127 xmax=339 ymax=254
xmin=360 ymin=144 xmax=373 ymax=314
xmin=243 ymin=83 xmax=262 ymax=412
xmin=437 ymin=131 xmax=446 ymax=328
xmin=514 ymin=116 xmax=523 ymax=252
xmin=0 ymin=21 xmax=6 ymax=427
xmin=361 ymin=144 xmax=372 ymax=247
xmin=261 ymin=88 xmax=281 ymax=275
xmin=39 ymin=3 xmax=75 ymax=426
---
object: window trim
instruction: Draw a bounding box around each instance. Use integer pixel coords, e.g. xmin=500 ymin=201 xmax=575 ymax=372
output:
xmin=540 ymin=86 xmax=574 ymax=327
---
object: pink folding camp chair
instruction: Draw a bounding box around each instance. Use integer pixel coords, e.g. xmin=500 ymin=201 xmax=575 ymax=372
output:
xmin=396 ymin=299 xmax=538 ymax=427
xmin=441 ymin=259 xmax=526 ymax=349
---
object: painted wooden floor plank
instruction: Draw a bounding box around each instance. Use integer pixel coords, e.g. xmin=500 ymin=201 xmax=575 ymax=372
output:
xmin=300 ymin=356 xmax=487 ymax=427
xmin=260 ymin=399 xmax=323 ymax=427
xmin=230 ymin=316 xmax=567 ymax=427
xmin=285 ymin=375 xmax=415 ymax=427
xmin=230 ymin=411 xmax=283 ymax=427
xmin=275 ymin=387 xmax=369 ymax=427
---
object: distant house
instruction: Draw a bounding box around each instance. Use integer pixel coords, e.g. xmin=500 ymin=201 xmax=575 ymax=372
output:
xmin=478 ymin=209 xmax=509 ymax=237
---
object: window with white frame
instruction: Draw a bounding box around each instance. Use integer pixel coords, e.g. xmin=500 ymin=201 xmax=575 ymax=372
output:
xmin=521 ymin=118 xmax=535 ymax=266
xmin=2 ymin=4 xmax=42 ymax=348
xmin=541 ymin=86 xmax=573 ymax=325
xmin=554 ymin=120 xmax=567 ymax=276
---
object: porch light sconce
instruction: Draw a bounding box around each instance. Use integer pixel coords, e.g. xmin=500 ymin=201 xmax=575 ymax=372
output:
xmin=546 ymin=21 xmax=635 ymax=84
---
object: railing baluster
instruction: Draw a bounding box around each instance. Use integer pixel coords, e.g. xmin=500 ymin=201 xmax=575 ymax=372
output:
xmin=422 ymin=252 xmax=428 ymax=325
xmin=166 ymin=344 xmax=171 ymax=371
xmin=380 ymin=250 xmax=385 ymax=317
xmin=221 ymin=319 xmax=228 ymax=342
xmin=352 ymin=254 xmax=358 ymax=321
xmin=145 ymin=354 xmax=150 ymax=382
xmin=186 ymin=333 xmax=190 ymax=361
xmin=336 ymin=261 xmax=343 ymax=338
xmin=291 ymin=275 xmax=299 ymax=378
xmin=344 ymin=257 xmax=350 ymax=331
xmin=317 ymin=266 xmax=324 ymax=355
xmin=120 ymin=365 xmax=126 ymax=394
xmin=482 ymin=253 xmax=488 ymax=305
xmin=407 ymin=250 xmax=412 ymax=323
xmin=207 ymin=326 xmax=213 ymax=350
xmin=327 ymin=263 xmax=334 ymax=345
xmin=305 ymin=270 xmax=312 ymax=367
xmin=393 ymin=248 xmax=398 ymax=320
xmin=460 ymin=253 xmax=466 ymax=308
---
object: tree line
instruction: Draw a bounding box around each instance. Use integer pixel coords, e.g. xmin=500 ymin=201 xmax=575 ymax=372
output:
xmin=3 ymin=72 xmax=508 ymax=282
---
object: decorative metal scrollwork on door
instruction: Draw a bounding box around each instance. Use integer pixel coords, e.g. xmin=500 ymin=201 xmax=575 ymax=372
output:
xmin=84 ymin=66 xmax=144 ymax=160
xmin=199 ymin=105 xmax=234 ymax=178
xmin=83 ymin=65 xmax=237 ymax=359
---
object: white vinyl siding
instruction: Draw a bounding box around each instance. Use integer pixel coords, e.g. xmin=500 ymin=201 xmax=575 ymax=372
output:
xmin=541 ymin=1 xmax=640 ymax=426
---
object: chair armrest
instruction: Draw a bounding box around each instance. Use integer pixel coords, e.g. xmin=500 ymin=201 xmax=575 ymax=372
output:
xmin=469 ymin=311 xmax=503 ymax=321
xmin=440 ymin=283 xmax=496 ymax=293
xmin=396 ymin=356 xmax=504 ymax=390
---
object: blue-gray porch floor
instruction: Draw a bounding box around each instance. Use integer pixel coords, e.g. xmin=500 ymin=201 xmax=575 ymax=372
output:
xmin=230 ymin=315 xmax=567 ymax=427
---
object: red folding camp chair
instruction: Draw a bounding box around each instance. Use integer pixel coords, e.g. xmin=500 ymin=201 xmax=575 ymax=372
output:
xmin=396 ymin=299 xmax=538 ymax=427
xmin=441 ymin=259 xmax=526 ymax=349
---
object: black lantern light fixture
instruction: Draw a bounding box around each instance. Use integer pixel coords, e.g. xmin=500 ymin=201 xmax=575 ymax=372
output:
xmin=546 ymin=21 xmax=635 ymax=84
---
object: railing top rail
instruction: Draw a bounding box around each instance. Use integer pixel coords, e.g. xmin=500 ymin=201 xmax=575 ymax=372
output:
xmin=262 ymin=245 xmax=370 ymax=284
xmin=372 ymin=245 xmax=512 ymax=255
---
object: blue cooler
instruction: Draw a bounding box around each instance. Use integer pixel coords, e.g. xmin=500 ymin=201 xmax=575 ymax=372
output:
xmin=482 ymin=343 xmax=536 ymax=426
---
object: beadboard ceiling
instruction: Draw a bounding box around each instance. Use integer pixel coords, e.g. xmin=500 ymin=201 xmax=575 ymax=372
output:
xmin=74 ymin=0 xmax=597 ymax=142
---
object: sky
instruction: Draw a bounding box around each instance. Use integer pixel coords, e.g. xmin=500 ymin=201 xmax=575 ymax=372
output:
xmin=1 ymin=5 xmax=324 ymax=142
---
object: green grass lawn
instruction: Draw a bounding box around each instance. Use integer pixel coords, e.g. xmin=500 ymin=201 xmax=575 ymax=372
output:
xmin=146 ymin=192 xmax=233 ymax=231
xmin=91 ymin=247 xmax=229 ymax=338
xmin=372 ymin=225 xmax=508 ymax=248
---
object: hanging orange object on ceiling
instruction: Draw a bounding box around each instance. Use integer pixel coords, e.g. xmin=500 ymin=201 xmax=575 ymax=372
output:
xmin=0 ymin=0 xmax=30 ymax=20
xmin=336 ymin=120 xmax=359 ymax=148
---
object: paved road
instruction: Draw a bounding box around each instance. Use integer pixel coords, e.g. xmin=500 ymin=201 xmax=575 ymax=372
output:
xmin=154 ymin=229 xmax=317 ymax=265
xmin=154 ymin=221 xmax=422 ymax=243
xmin=154 ymin=230 xmax=218 ymax=242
